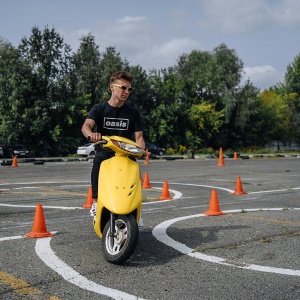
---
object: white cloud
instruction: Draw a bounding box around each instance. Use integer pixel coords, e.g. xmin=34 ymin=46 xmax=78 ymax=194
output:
xmin=61 ymin=15 xmax=154 ymax=54
xmin=196 ymin=0 xmax=271 ymax=34
xmin=61 ymin=16 xmax=203 ymax=71
xmin=244 ymin=65 xmax=276 ymax=76
xmin=196 ymin=0 xmax=300 ymax=34
xmin=134 ymin=37 xmax=203 ymax=70
xmin=243 ymin=65 xmax=284 ymax=90
xmin=116 ymin=16 xmax=147 ymax=24
xmin=271 ymin=0 xmax=300 ymax=27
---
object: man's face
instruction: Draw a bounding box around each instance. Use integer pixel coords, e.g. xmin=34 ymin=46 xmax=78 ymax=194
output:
xmin=110 ymin=79 xmax=133 ymax=101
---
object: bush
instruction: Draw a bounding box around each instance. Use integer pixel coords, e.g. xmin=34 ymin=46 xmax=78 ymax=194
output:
xmin=166 ymin=147 xmax=176 ymax=155
xmin=178 ymin=145 xmax=187 ymax=155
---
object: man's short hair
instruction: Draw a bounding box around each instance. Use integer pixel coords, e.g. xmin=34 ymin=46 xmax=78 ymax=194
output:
xmin=110 ymin=71 xmax=133 ymax=84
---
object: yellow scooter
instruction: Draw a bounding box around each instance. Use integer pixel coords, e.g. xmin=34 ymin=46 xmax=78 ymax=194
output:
xmin=93 ymin=136 xmax=144 ymax=264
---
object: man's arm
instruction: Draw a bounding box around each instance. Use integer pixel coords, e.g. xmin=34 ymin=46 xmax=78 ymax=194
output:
xmin=135 ymin=131 xmax=145 ymax=150
xmin=81 ymin=119 xmax=101 ymax=142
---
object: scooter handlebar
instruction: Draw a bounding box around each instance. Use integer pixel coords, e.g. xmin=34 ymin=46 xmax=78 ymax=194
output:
xmin=87 ymin=136 xmax=107 ymax=145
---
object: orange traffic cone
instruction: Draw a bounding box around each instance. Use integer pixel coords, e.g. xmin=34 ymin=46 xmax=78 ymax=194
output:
xmin=142 ymin=172 xmax=153 ymax=188
xmin=217 ymin=148 xmax=225 ymax=166
xmin=12 ymin=156 xmax=18 ymax=167
xmin=203 ymin=190 xmax=226 ymax=216
xmin=234 ymin=152 xmax=238 ymax=160
xmin=158 ymin=180 xmax=172 ymax=200
xmin=232 ymin=177 xmax=247 ymax=195
xmin=144 ymin=149 xmax=150 ymax=165
xmin=82 ymin=186 xmax=93 ymax=208
xmin=25 ymin=204 xmax=54 ymax=238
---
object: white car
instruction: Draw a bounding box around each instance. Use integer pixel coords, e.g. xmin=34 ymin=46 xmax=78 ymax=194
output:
xmin=77 ymin=143 xmax=96 ymax=156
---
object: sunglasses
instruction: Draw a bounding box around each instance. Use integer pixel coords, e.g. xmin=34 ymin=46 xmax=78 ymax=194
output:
xmin=112 ymin=84 xmax=134 ymax=93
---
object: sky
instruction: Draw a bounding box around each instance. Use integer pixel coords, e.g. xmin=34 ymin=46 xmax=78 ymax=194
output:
xmin=1 ymin=0 xmax=300 ymax=90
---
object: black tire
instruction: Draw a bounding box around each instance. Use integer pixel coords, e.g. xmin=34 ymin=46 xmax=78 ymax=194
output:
xmin=158 ymin=151 xmax=164 ymax=156
xmin=102 ymin=214 xmax=139 ymax=264
xmin=89 ymin=151 xmax=95 ymax=156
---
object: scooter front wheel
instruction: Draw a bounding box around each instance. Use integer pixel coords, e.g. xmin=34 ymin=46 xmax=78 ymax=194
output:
xmin=102 ymin=214 xmax=139 ymax=264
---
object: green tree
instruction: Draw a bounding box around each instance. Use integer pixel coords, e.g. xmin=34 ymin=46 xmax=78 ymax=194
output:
xmin=147 ymin=68 xmax=187 ymax=148
xmin=176 ymin=43 xmax=244 ymax=108
xmin=173 ymin=43 xmax=245 ymax=149
xmin=127 ymin=65 xmax=153 ymax=138
xmin=72 ymin=33 xmax=102 ymax=111
xmin=259 ymin=90 xmax=289 ymax=141
xmin=281 ymin=53 xmax=300 ymax=141
xmin=220 ymin=81 xmax=260 ymax=148
xmin=285 ymin=53 xmax=300 ymax=94
xmin=0 ymin=37 xmax=32 ymax=146
xmin=188 ymin=102 xmax=224 ymax=149
xmin=18 ymin=26 xmax=75 ymax=156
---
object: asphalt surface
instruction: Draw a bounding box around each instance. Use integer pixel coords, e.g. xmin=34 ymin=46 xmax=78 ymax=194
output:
xmin=0 ymin=156 xmax=300 ymax=300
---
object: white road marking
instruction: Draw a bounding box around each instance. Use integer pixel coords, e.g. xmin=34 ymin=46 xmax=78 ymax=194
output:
xmin=0 ymin=204 xmax=83 ymax=210
xmin=35 ymin=236 xmax=146 ymax=300
xmin=0 ymin=235 xmax=25 ymax=242
xmin=152 ymin=181 xmax=235 ymax=193
xmin=0 ymin=181 xmax=90 ymax=185
xmin=152 ymin=208 xmax=300 ymax=276
xmin=249 ymin=189 xmax=288 ymax=194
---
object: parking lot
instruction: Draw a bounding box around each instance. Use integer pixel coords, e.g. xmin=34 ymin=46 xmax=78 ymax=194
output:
xmin=1 ymin=156 xmax=300 ymax=299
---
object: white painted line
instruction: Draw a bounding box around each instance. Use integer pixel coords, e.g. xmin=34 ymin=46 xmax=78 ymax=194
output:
xmin=0 ymin=187 xmax=41 ymax=191
xmin=35 ymin=236 xmax=146 ymax=300
xmin=0 ymin=185 xmax=89 ymax=191
xmin=0 ymin=181 xmax=90 ymax=186
xmin=152 ymin=208 xmax=300 ymax=277
xmin=0 ymin=204 xmax=83 ymax=210
xmin=152 ymin=181 xmax=235 ymax=193
xmin=248 ymin=189 xmax=288 ymax=194
xmin=0 ymin=235 xmax=25 ymax=242
xmin=151 ymin=187 xmax=182 ymax=200
xmin=142 ymin=187 xmax=182 ymax=205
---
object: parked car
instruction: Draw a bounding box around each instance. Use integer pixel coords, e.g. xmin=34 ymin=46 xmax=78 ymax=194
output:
xmin=10 ymin=144 xmax=29 ymax=158
xmin=77 ymin=143 xmax=96 ymax=156
xmin=145 ymin=142 xmax=165 ymax=157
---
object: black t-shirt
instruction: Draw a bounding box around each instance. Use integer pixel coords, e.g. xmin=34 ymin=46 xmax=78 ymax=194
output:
xmin=87 ymin=102 xmax=143 ymax=150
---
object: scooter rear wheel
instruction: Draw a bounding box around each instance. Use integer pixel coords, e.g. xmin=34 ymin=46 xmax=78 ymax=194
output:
xmin=102 ymin=214 xmax=139 ymax=264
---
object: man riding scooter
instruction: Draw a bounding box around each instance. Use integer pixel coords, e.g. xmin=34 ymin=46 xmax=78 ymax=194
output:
xmin=81 ymin=71 xmax=145 ymax=218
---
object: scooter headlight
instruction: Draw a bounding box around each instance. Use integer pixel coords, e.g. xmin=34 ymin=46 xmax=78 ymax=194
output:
xmin=111 ymin=140 xmax=143 ymax=155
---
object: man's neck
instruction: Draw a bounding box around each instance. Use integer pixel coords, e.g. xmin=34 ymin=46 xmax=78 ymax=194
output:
xmin=108 ymin=98 xmax=125 ymax=108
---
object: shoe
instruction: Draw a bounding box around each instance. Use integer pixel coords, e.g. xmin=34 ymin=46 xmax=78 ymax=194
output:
xmin=138 ymin=216 xmax=144 ymax=227
xmin=90 ymin=201 xmax=97 ymax=217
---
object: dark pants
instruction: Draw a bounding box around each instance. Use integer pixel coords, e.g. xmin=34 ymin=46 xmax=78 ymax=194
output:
xmin=91 ymin=150 xmax=114 ymax=199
